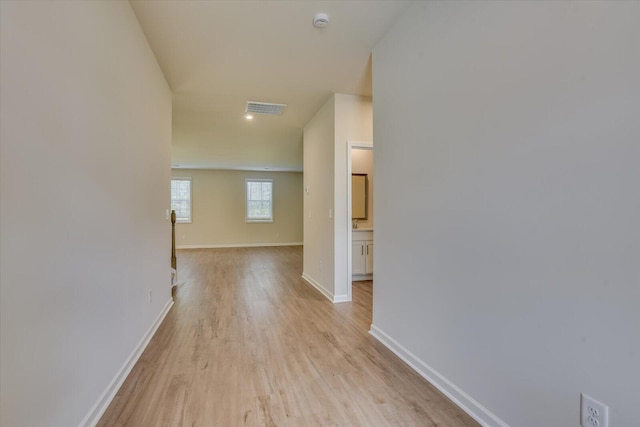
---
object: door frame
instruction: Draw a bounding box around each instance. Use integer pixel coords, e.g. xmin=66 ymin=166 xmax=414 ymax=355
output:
xmin=346 ymin=140 xmax=373 ymax=302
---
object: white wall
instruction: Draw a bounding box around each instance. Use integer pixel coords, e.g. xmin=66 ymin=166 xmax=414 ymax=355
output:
xmin=172 ymin=169 xmax=303 ymax=248
xmin=303 ymin=94 xmax=372 ymax=301
xmin=0 ymin=2 xmax=172 ymax=426
xmin=302 ymin=95 xmax=336 ymax=298
xmin=372 ymin=1 xmax=640 ymax=426
xmin=333 ymin=95 xmax=373 ymax=300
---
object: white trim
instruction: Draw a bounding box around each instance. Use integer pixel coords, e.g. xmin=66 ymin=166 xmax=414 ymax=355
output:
xmin=346 ymin=141 xmax=373 ymax=303
xmin=301 ymin=273 xmax=351 ymax=304
xmin=301 ymin=273 xmax=334 ymax=302
xmin=171 ymin=177 xmax=193 ymax=223
xmin=369 ymin=325 xmax=509 ymax=427
xmin=333 ymin=294 xmax=350 ymax=303
xmin=79 ymin=298 xmax=174 ymax=427
xmin=246 ymin=178 xmax=274 ymax=222
xmin=176 ymin=242 xmax=302 ymax=250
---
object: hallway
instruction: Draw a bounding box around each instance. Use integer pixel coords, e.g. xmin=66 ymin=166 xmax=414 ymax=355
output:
xmin=98 ymin=246 xmax=477 ymax=426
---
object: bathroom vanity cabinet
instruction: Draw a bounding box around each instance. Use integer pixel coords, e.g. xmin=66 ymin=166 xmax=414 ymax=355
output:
xmin=352 ymin=229 xmax=373 ymax=279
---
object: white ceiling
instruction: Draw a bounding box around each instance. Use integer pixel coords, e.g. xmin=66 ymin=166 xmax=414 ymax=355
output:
xmin=130 ymin=0 xmax=411 ymax=171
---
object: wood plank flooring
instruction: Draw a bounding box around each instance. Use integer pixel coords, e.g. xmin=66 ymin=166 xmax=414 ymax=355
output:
xmin=98 ymin=246 xmax=478 ymax=427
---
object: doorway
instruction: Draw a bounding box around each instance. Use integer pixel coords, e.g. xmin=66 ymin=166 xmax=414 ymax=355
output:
xmin=346 ymin=141 xmax=373 ymax=302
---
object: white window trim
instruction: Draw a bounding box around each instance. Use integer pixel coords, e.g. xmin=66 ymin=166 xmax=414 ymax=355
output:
xmin=245 ymin=178 xmax=274 ymax=223
xmin=171 ymin=177 xmax=192 ymax=224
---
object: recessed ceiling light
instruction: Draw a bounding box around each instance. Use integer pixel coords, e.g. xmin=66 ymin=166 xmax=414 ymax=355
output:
xmin=245 ymin=114 xmax=254 ymax=120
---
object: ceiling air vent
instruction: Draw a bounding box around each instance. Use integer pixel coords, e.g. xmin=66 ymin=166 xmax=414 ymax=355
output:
xmin=245 ymin=101 xmax=287 ymax=116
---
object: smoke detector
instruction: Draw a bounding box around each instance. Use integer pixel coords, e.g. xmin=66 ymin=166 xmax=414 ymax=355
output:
xmin=313 ymin=13 xmax=329 ymax=28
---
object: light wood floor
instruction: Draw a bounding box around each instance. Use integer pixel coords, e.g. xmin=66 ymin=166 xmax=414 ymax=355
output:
xmin=98 ymin=246 xmax=478 ymax=426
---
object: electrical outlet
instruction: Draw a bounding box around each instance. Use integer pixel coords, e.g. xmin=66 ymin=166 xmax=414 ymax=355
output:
xmin=148 ymin=289 xmax=152 ymax=304
xmin=581 ymin=393 xmax=608 ymax=427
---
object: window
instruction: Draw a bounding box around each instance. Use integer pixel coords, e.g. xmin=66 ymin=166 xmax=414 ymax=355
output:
xmin=171 ymin=178 xmax=192 ymax=223
xmin=246 ymin=179 xmax=273 ymax=222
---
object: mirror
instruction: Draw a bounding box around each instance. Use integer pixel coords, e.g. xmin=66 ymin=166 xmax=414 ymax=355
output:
xmin=352 ymin=174 xmax=367 ymax=219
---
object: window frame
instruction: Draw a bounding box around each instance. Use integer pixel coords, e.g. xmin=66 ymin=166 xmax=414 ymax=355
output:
xmin=245 ymin=178 xmax=274 ymax=223
xmin=171 ymin=177 xmax=192 ymax=224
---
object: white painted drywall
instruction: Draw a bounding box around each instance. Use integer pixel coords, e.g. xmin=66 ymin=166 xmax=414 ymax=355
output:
xmin=0 ymin=2 xmax=172 ymax=426
xmin=302 ymin=95 xmax=336 ymax=297
xmin=372 ymin=1 xmax=640 ymax=426
xmin=302 ymin=95 xmax=372 ymax=301
xmin=171 ymin=169 xmax=303 ymax=247
xmin=333 ymin=95 xmax=373 ymax=301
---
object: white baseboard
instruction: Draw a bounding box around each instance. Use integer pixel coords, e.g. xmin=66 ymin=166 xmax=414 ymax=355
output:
xmin=301 ymin=273 xmax=352 ymax=304
xmin=333 ymin=294 xmax=350 ymax=303
xmin=78 ymin=298 xmax=174 ymax=427
xmin=176 ymin=242 xmax=303 ymax=249
xmin=369 ymin=325 xmax=509 ymax=427
xmin=301 ymin=272 xmax=335 ymax=302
